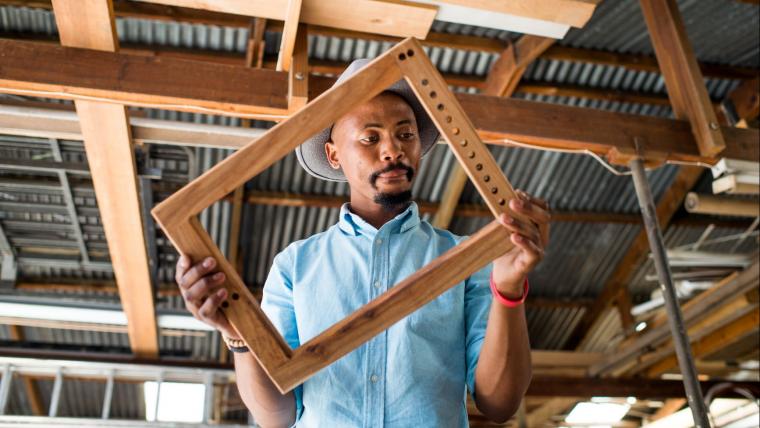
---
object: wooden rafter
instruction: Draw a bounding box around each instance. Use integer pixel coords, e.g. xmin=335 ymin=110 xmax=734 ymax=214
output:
xmin=275 ymin=0 xmax=302 ymax=72
xmin=432 ymin=35 xmax=554 ymax=229
xmin=245 ymin=17 xmax=267 ymax=68
xmin=3 ymin=1 xmax=756 ymax=80
xmin=0 ymin=41 xmax=758 ymax=164
xmin=49 ymin=0 xmax=158 ymax=357
xmin=134 ymin=0 xmax=437 ymax=38
xmin=640 ymin=0 xmax=726 ymax=156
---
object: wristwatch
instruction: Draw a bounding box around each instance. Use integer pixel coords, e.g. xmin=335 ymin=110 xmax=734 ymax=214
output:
xmin=222 ymin=335 xmax=250 ymax=353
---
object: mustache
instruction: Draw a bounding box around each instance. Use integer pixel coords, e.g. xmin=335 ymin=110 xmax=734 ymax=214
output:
xmin=369 ymin=162 xmax=415 ymax=186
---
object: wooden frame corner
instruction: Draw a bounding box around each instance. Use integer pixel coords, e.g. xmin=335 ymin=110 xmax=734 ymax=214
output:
xmin=152 ymin=37 xmax=527 ymax=393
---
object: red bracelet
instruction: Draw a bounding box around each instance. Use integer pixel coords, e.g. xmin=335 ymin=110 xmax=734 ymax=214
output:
xmin=489 ymin=272 xmax=529 ymax=308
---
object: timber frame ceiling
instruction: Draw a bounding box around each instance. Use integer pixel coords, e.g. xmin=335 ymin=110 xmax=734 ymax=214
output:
xmin=0 ymin=0 xmax=758 ymax=426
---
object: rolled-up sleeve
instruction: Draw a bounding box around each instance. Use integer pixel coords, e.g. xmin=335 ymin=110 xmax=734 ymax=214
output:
xmin=260 ymin=249 xmax=303 ymax=423
xmin=463 ymin=263 xmax=493 ymax=399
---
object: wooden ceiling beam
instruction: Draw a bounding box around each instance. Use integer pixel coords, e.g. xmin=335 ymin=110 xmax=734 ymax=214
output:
xmin=2 ymin=1 xmax=756 ymax=81
xmin=1 ymin=39 xmax=758 ymax=164
xmin=49 ymin=0 xmax=158 ymax=357
xmin=132 ymin=0 xmax=437 ymax=38
xmin=275 ymin=0 xmax=302 ymax=72
xmin=640 ymin=0 xmax=726 ymax=157
xmin=727 ymin=76 xmax=760 ymax=126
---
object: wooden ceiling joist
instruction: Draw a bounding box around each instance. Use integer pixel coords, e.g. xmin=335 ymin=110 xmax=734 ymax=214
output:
xmin=0 ymin=40 xmax=758 ymax=165
xmin=133 ymin=0 xmax=437 ymax=38
xmin=49 ymin=0 xmax=158 ymax=357
xmin=275 ymin=0 xmax=302 ymax=72
xmin=3 ymin=1 xmax=756 ymax=81
xmin=640 ymin=0 xmax=726 ymax=157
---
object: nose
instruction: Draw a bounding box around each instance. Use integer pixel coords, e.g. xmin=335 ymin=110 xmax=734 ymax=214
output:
xmin=380 ymin=135 xmax=404 ymax=162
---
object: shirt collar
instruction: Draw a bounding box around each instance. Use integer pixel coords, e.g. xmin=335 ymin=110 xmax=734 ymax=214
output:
xmin=338 ymin=202 xmax=421 ymax=237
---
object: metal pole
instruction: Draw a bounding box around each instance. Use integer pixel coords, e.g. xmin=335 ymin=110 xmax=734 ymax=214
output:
xmin=49 ymin=367 xmax=63 ymax=417
xmin=101 ymin=369 xmax=115 ymax=420
xmin=0 ymin=364 xmax=11 ymax=415
xmin=629 ymin=158 xmax=711 ymax=427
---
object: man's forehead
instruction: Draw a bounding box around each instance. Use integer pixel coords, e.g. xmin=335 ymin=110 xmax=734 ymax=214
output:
xmin=340 ymin=93 xmax=416 ymax=127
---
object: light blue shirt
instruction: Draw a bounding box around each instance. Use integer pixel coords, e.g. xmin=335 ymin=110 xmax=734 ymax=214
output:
xmin=260 ymin=202 xmax=493 ymax=427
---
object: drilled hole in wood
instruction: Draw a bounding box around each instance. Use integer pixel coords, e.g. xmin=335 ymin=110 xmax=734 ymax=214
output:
xmin=452 ymin=127 xmax=460 ymax=135
xmin=468 ymin=151 xmax=475 ymax=158
xmin=430 ymin=91 xmax=437 ymax=98
xmin=437 ymin=103 xmax=444 ymax=111
xmin=460 ymin=139 xmax=468 ymax=147
xmin=498 ymin=199 xmax=506 ymax=206
xmin=232 ymin=293 xmax=239 ymax=300
xmin=222 ymin=301 xmax=229 ymax=308
xmin=399 ymin=53 xmax=406 ymax=60
xmin=483 ymin=175 xmax=491 ymax=182
xmin=476 ymin=163 xmax=483 ymax=170
xmin=445 ymin=116 xmax=452 ymax=123
xmin=421 ymin=79 xmax=429 ymax=86
xmin=407 ymin=49 xmax=414 ymax=57
xmin=491 ymin=187 xmax=498 ymax=194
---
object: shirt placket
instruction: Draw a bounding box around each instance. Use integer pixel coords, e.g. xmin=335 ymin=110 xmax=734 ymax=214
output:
xmin=363 ymin=230 xmax=388 ymax=428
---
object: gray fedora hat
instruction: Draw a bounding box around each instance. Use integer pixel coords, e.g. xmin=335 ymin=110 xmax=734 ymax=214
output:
xmin=295 ymin=58 xmax=440 ymax=182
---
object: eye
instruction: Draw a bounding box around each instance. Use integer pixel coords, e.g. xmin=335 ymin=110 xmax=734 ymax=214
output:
xmin=359 ymin=132 xmax=379 ymax=144
xmin=398 ymin=131 xmax=416 ymax=140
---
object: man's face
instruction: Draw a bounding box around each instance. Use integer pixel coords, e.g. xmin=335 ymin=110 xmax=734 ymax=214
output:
xmin=325 ymin=92 xmax=421 ymax=209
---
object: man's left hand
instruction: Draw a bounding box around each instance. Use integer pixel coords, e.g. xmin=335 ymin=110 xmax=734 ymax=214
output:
xmin=491 ymin=190 xmax=551 ymax=299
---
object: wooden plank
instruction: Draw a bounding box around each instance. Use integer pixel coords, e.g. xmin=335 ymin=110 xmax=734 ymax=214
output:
xmin=437 ymin=0 xmax=598 ymax=28
xmin=644 ymin=308 xmax=760 ymax=376
xmin=640 ymin=0 xmax=726 ymax=157
xmin=134 ymin=0 xmax=437 ymax=38
xmin=0 ymin=39 xmax=290 ymax=120
xmin=526 ymin=398 xmax=578 ymax=428
xmin=50 ymin=0 xmax=158 ymax=357
xmin=566 ymin=166 xmax=704 ymax=351
xmin=652 ymin=399 xmax=687 ymax=421
xmin=685 ymin=192 xmax=760 ymax=217
xmin=275 ymin=0 xmax=302 ymax=72
xmin=245 ymin=17 xmax=267 ymax=68
xmin=1 ymin=39 xmax=758 ymax=163
xmin=287 ymin=24 xmax=309 ymax=111
xmin=527 ymin=376 xmax=760 ymax=398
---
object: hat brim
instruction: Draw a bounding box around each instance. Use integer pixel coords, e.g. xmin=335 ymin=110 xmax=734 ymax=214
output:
xmin=296 ymin=69 xmax=439 ymax=182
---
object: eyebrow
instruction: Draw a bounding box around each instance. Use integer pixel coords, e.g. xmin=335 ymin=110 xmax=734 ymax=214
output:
xmin=362 ymin=119 xmax=412 ymax=130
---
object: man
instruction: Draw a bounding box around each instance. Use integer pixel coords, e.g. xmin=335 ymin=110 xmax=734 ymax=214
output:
xmin=175 ymin=59 xmax=550 ymax=427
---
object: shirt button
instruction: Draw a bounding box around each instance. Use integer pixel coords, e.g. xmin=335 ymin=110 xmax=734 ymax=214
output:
xmin=373 ymin=281 xmax=381 ymax=289
xmin=376 ymin=238 xmax=382 ymax=245
xmin=370 ymin=375 xmax=378 ymax=383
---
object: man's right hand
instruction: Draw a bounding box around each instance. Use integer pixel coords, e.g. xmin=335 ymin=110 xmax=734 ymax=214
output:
xmin=175 ymin=255 xmax=239 ymax=340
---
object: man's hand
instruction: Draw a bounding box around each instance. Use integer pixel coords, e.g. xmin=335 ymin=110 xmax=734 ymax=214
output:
xmin=175 ymin=256 xmax=239 ymax=340
xmin=492 ymin=190 xmax=551 ymax=299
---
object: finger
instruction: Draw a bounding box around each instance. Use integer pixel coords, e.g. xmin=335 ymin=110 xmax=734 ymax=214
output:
xmin=184 ymin=271 xmax=226 ymax=303
xmin=510 ymin=197 xmax=551 ymax=225
xmin=178 ymin=257 xmax=217 ymax=290
xmin=175 ymin=255 xmax=191 ymax=285
xmin=198 ymin=288 xmax=227 ymax=324
xmin=500 ymin=214 xmax=542 ymax=244
xmin=511 ymin=233 xmax=543 ymax=264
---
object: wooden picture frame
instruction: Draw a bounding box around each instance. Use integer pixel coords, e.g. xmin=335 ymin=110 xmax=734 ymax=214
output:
xmin=152 ymin=37 xmax=528 ymax=393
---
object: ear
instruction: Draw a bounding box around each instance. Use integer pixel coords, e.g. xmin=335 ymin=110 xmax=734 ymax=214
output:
xmin=324 ymin=141 xmax=341 ymax=170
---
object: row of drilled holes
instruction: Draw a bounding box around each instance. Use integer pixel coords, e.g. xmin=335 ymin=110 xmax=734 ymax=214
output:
xmin=399 ymin=49 xmax=506 ymax=207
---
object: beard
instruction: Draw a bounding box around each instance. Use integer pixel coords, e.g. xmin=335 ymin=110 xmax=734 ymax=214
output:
xmin=373 ymin=190 xmax=412 ymax=211
xmin=369 ymin=162 xmax=415 ymax=211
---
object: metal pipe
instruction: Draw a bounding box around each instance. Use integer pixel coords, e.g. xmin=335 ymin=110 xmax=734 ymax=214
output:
xmin=48 ymin=367 xmax=63 ymax=417
xmin=101 ymin=370 xmax=114 ymax=420
xmin=0 ymin=364 xmax=11 ymax=415
xmin=629 ymin=158 xmax=711 ymax=428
